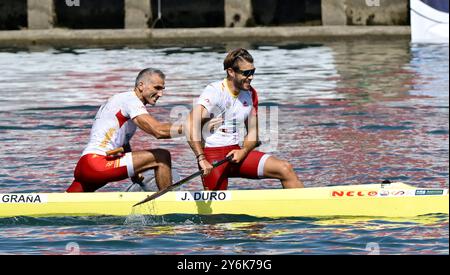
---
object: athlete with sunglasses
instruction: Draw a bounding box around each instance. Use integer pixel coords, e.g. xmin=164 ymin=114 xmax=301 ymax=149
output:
xmin=186 ymin=48 xmax=304 ymax=190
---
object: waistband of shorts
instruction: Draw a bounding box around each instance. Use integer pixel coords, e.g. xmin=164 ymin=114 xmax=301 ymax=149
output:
xmin=204 ymin=145 xmax=240 ymax=153
xmin=81 ymin=153 xmax=107 ymax=159
xmin=82 ymin=149 xmax=107 ymax=157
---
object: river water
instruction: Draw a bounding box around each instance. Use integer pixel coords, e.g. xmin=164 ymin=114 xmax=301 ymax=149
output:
xmin=0 ymin=40 xmax=448 ymax=255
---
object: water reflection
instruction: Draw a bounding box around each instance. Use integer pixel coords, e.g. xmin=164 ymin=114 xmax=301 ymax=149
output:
xmin=0 ymin=213 xmax=447 ymax=254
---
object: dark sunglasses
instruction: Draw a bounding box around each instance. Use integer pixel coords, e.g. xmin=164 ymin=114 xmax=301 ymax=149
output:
xmin=234 ymin=68 xmax=256 ymax=77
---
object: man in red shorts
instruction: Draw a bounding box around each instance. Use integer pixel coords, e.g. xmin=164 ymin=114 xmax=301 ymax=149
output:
xmin=186 ymin=48 xmax=304 ymax=190
xmin=67 ymin=68 xmax=185 ymax=192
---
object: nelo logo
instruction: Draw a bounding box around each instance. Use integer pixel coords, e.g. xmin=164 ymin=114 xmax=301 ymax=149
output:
xmin=332 ymin=190 xmax=378 ymax=197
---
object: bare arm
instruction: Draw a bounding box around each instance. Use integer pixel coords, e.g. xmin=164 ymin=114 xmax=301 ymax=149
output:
xmin=133 ymin=113 xmax=183 ymax=139
xmin=185 ymin=104 xmax=216 ymax=175
xmin=243 ymin=108 xmax=259 ymax=153
xmin=186 ymin=104 xmax=210 ymax=157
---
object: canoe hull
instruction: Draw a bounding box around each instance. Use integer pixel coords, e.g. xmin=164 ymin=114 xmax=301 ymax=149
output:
xmin=1 ymin=182 xmax=448 ymax=218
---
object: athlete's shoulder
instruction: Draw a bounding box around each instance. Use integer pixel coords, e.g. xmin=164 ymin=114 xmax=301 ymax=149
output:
xmin=117 ymin=91 xmax=136 ymax=99
xmin=247 ymin=86 xmax=259 ymax=112
xmin=241 ymin=86 xmax=257 ymax=97
xmin=205 ymin=80 xmax=223 ymax=91
xmin=201 ymin=81 xmax=225 ymax=99
xmin=114 ymin=91 xmax=141 ymax=104
xmin=109 ymin=91 xmax=130 ymax=101
xmin=249 ymin=86 xmax=258 ymax=95
xmin=248 ymin=86 xmax=259 ymax=100
xmin=112 ymin=92 xmax=146 ymax=114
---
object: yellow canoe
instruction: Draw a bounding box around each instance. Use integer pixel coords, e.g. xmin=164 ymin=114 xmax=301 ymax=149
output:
xmin=0 ymin=182 xmax=448 ymax=218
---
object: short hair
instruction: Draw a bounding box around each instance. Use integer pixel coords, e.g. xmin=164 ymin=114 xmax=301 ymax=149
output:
xmin=223 ymin=48 xmax=254 ymax=70
xmin=135 ymin=68 xmax=165 ymax=87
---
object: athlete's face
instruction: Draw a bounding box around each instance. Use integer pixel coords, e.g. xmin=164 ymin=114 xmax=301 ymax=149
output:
xmin=230 ymin=60 xmax=255 ymax=91
xmin=140 ymin=74 xmax=165 ymax=106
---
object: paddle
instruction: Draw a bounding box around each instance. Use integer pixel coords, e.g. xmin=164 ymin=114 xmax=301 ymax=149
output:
xmin=106 ymin=147 xmax=125 ymax=156
xmin=133 ymin=155 xmax=233 ymax=207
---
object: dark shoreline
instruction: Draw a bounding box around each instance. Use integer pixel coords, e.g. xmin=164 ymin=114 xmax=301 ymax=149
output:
xmin=0 ymin=26 xmax=411 ymax=47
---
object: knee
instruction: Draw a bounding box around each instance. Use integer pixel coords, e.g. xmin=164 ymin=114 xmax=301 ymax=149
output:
xmin=279 ymin=161 xmax=294 ymax=176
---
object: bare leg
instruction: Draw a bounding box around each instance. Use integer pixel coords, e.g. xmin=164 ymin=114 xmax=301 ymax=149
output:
xmin=131 ymin=149 xmax=172 ymax=190
xmin=263 ymin=156 xmax=304 ymax=188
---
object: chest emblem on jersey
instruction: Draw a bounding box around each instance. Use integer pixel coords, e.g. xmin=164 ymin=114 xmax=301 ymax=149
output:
xmin=243 ymin=101 xmax=249 ymax=107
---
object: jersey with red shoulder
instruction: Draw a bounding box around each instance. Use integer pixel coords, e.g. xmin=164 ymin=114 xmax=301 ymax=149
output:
xmin=198 ymin=79 xmax=259 ymax=148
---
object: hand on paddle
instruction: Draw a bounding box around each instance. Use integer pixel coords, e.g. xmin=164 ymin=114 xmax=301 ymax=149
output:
xmin=195 ymin=116 xmax=224 ymax=176
xmin=226 ymin=149 xmax=249 ymax=164
xmin=198 ymin=158 xmax=214 ymax=176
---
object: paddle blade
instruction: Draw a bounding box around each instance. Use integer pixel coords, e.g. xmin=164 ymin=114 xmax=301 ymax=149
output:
xmin=133 ymin=186 xmax=174 ymax=207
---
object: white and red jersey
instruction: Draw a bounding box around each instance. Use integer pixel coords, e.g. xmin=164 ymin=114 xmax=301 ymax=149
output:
xmin=197 ymin=79 xmax=258 ymax=148
xmin=82 ymin=91 xmax=148 ymax=156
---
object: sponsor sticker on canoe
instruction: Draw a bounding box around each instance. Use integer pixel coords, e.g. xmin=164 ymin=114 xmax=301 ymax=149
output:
xmin=0 ymin=194 xmax=48 ymax=203
xmin=378 ymin=190 xmax=416 ymax=197
xmin=415 ymin=189 xmax=445 ymax=196
xmin=176 ymin=191 xmax=231 ymax=201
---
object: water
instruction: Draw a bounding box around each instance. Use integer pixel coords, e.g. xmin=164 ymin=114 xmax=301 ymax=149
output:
xmin=0 ymin=40 xmax=448 ymax=254
xmin=0 ymin=214 xmax=447 ymax=255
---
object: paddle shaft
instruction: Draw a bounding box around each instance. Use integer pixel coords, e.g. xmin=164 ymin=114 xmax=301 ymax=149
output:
xmin=133 ymin=155 xmax=232 ymax=207
xmin=106 ymin=147 xmax=125 ymax=156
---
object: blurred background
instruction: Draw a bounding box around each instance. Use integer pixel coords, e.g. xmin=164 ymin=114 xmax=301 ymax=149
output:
xmin=0 ymin=0 xmax=410 ymax=30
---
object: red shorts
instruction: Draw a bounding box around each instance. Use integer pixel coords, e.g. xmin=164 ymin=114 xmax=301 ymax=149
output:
xmin=66 ymin=153 xmax=134 ymax=192
xmin=202 ymin=145 xmax=270 ymax=190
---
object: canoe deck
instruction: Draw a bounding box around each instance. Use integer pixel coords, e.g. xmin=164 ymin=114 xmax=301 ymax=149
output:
xmin=0 ymin=182 xmax=448 ymax=218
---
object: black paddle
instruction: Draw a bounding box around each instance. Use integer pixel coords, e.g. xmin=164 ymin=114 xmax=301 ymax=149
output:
xmin=133 ymin=155 xmax=233 ymax=207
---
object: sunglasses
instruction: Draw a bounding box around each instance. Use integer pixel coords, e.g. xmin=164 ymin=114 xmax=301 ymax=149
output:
xmin=234 ymin=68 xmax=256 ymax=77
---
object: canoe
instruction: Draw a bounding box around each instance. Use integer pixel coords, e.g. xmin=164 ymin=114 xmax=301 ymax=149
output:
xmin=0 ymin=182 xmax=448 ymax=218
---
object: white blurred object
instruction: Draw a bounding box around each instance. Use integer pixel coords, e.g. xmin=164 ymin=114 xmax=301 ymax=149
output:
xmin=411 ymin=0 xmax=449 ymax=43
xmin=125 ymin=168 xmax=182 ymax=192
